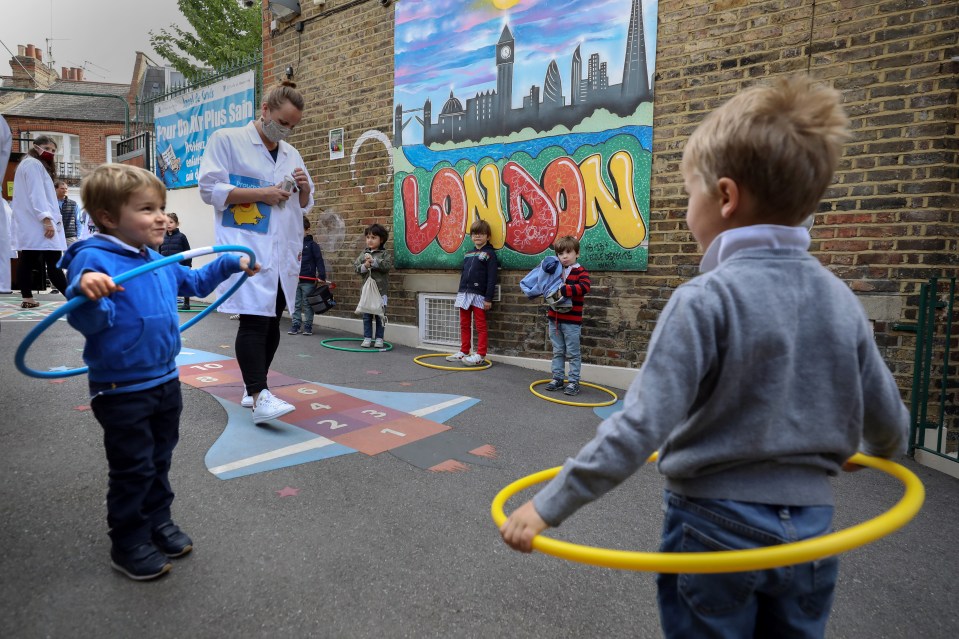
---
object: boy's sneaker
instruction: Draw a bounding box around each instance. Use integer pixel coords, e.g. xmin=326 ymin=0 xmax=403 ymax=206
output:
xmin=303 ymin=327 xmax=313 ymax=336
xmin=152 ymin=522 xmax=193 ymax=558
xmin=241 ymin=391 xmax=254 ymax=409
xmin=252 ymin=389 xmax=295 ymax=425
xmin=463 ymin=353 xmax=485 ymax=366
xmin=110 ymin=542 xmax=172 ymax=581
xmin=229 ymin=314 xmax=240 ymax=320
xmin=360 ymin=338 xmax=373 ymax=348
xmin=374 ymin=338 xmax=384 ymax=348
xmin=563 ymin=382 xmax=581 ymax=396
xmin=288 ymin=326 xmax=301 ymax=335
xmin=544 ymin=379 xmax=565 ymax=392
xmin=445 ymin=351 xmax=467 ymax=362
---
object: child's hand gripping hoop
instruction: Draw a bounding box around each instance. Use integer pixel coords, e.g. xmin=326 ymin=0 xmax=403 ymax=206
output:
xmin=15 ymin=245 xmax=257 ymax=379
xmin=492 ymin=452 xmax=924 ymax=573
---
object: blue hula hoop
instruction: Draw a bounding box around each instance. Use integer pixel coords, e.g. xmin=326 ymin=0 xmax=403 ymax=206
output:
xmin=14 ymin=244 xmax=256 ymax=379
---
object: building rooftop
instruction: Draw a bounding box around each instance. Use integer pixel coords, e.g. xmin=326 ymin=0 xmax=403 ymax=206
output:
xmin=1 ymin=79 xmax=130 ymax=123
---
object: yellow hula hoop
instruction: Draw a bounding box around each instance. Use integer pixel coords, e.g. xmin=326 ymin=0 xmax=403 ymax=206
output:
xmin=529 ymin=379 xmax=618 ymax=408
xmin=491 ymin=452 xmax=924 ymax=573
xmin=413 ymin=353 xmax=493 ymax=371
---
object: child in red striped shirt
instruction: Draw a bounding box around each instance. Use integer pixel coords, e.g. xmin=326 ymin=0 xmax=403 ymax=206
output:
xmin=544 ymin=235 xmax=591 ymax=395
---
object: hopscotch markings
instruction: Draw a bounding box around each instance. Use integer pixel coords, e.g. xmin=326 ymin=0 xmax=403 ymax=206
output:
xmin=208 ymin=436 xmax=339 ymax=475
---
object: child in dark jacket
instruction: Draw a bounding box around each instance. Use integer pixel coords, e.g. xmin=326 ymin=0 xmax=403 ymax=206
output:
xmin=446 ymin=220 xmax=498 ymax=366
xmin=159 ymin=212 xmax=192 ymax=310
xmin=59 ymin=164 xmax=258 ymax=581
xmin=289 ymin=216 xmax=327 ymax=336
xmin=352 ymin=223 xmax=392 ymax=348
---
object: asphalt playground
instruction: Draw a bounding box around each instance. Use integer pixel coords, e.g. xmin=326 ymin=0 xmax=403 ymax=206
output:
xmin=1 ymin=293 xmax=956 ymax=638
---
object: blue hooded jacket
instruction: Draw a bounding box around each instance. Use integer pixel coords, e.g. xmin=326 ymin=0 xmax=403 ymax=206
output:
xmin=59 ymin=236 xmax=243 ymax=391
xmin=519 ymin=256 xmax=571 ymax=311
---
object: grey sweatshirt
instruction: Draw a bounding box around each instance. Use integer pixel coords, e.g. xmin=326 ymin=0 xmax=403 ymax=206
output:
xmin=533 ymin=241 xmax=909 ymax=526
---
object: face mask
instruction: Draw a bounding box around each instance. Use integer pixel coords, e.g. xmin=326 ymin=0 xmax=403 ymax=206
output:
xmin=261 ymin=116 xmax=291 ymax=143
xmin=35 ymin=145 xmax=55 ymax=161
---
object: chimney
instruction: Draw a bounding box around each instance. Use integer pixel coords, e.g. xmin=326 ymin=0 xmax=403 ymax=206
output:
xmin=25 ymin=44 xmax=35 ymax=58
xmin=75 ymin=67 xmax=84 ymax=81
xmin=62 ymin=67 xmax=69 ymax=79
xmin=68 ymin=68 xmax=76 ymax=80
xmin=34 ymin=48 xmax=42 ymax=62
xmin=17 ymin=45 xmax=25 ymax=56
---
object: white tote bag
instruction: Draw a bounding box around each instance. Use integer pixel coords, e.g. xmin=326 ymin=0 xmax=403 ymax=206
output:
xmin=354 ymin=277 xmax=385 ymax=317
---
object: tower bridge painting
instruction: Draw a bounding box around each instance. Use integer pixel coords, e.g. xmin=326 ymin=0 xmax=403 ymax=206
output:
xmin=393 ymin=0 xmax=659 ymax=271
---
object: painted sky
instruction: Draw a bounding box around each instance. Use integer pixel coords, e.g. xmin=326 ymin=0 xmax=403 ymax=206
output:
xmin=394 ymin=0 xmax=658 ymax=141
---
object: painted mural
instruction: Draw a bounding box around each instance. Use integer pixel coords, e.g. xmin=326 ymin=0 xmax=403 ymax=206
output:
xmin=392 ymin=0 xmax=658 ymax=271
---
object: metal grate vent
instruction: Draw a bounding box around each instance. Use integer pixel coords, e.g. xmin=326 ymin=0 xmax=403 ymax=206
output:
xmin=419 ymin=294 xmax=460 ymax=346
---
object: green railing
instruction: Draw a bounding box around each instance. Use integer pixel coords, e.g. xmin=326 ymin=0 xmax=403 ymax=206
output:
xmin=908 ymin=277 xmax=957 ymax=464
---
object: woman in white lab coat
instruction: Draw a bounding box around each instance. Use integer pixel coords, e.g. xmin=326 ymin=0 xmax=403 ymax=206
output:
xmin=12 ymin=135 xmax=67 ymax=307
xmin=198 ymin=82 xmax=314 ymax=425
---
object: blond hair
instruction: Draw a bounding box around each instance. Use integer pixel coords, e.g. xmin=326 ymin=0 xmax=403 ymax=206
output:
xmin=265 ymin=81 xmax=305 ymax=112
xmin=81 ymin=164 xmax=166 ymax=232
xmin=681 ymin=75 xmax=851 ymax=224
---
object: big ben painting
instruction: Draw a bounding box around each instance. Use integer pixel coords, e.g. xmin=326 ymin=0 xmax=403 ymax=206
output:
xmin=393 ymin=0 xmax=659 ymax=272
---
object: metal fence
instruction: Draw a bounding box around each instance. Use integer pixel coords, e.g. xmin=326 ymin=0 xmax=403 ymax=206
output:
xmin=908 ymin=277 xmax=958 ymax=465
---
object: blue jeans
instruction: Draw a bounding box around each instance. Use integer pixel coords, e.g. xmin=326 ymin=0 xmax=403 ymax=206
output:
xmin=549 ymin=321 xmax=582 ymax=383
xmin=656 ymin=492 xmax=838 ymax=639
xmin=291 ymin=281 xmax=315 ymax=330
xmin=363 ymin=313 xmax=384 ymax=339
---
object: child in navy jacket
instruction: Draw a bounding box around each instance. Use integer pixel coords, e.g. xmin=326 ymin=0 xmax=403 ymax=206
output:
xmin=446 ymin=220 xmax=498 ymax=366
xmin=159 ymin=212 xmax=192 ymax=309
xmin=59 ymin=164 xmax=258 ymax=581
xmin=289 ymin=216 xmax=326 ymax=335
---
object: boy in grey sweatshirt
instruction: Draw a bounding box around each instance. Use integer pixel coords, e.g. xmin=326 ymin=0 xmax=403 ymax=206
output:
xmin=500 ymin=75 xmax=909 ymax=639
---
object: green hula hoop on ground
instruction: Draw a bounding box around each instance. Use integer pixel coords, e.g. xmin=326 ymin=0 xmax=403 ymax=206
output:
xmin=529 ymin=379 xmax=618 ymax=407
xmin=413 ymin=353 xmax=492 ymax=371
xmin=320 ymin=337 xmax=393 ymax=352
xmin=492 ymin=452 xmax=924 ymax=573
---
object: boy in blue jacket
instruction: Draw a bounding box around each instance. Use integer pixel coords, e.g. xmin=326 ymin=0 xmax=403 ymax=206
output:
xmin=289 ymin=216 xmax=326 ymax=336
xmin=59 ymin=164 xmax=258 ymax=581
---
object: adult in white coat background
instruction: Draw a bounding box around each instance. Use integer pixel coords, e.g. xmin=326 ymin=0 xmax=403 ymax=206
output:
xmin=0 ymin=115 xmax=12 ymax=294
xmin=12 ymin=134 xmax=67 ymax=308
xmin=199 ymin=82 xmax=314 ymax=425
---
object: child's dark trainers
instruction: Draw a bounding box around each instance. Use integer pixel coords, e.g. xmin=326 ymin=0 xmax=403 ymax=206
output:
xmin=110 ymin=542 xmax=172 ymax=581
xmin=303 ymin=327 xmax=313 ymax=336
xmin=288 ymin=325 xmax=301 ymax=335
xmin=563 ymin=382 xmax=581 ymax=396
xmin=152 ymin=521 xmax=193 ymax=558
xmin=544 ymin=379 xmax=565 ymax=392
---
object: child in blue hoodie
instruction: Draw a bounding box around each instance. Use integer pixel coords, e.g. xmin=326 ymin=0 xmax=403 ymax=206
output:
xmin=59 ymin=164 xmax=258 ymax=581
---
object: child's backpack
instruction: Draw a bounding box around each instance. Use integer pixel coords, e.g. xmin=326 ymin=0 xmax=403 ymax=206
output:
xmin=307 ymin=282 xmax=336 ymax=315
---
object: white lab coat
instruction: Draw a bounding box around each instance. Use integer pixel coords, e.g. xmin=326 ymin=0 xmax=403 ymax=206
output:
xmin=11 ymin=156 xmax=66 ymax=251
xmin=0 ymin=198 xmax=11 ymax=292
xmin=198 ymin=121 xmax=314 ymax=316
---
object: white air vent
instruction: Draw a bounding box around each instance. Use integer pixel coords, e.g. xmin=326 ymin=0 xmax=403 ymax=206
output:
xmin=419 ymin=294 xmax=460 ymax=346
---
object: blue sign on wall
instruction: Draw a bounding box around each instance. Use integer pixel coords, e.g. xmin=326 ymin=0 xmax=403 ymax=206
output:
xmin=153 ymin=71 xmax=256 ymax=189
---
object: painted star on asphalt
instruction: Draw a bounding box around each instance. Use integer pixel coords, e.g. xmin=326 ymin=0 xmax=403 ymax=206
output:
xmin=276 ymin=486 xmax=300 ymax=497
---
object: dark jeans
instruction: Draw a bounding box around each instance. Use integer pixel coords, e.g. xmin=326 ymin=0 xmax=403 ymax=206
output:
xmin=17 ymin=249 xmax=67 ymax=297
xmin=656 ymin=491 xmax=838 ymax=639
xmin=236 ymin=284 xmax=286 ymax=396
xmin=90 ymin=379 xmax=183 ymax=551
xmin=362 ymin=312 xmax=384 ymax=339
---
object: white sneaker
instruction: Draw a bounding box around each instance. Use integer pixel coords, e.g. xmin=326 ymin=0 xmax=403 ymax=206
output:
xmin=252 ymin=389 xmax=295 ymax=425
xmin=229 ymin=314 xmax=240 ymax=320
xmin=374 ymin=338 xmax=384 ymax=348
xmin=463 ymin=353 xmax=485 ymax=366
xmin=360 ymin=338 xmax=373 ymax=348
xmin=445 ymin=351 xmax=467 ymax=362
xmin=241 ymin=391 xmax=254 ymax=409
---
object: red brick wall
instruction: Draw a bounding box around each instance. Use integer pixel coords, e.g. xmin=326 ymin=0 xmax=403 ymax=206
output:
xmin=263 ymin=0 xmax=959 ymax=397
xmin=3 ymin=115 xmax=125 ymax=176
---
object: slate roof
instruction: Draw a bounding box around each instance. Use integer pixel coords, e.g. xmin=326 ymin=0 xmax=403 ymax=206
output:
xmin=0 ymin=80 xmax=130 ymax=123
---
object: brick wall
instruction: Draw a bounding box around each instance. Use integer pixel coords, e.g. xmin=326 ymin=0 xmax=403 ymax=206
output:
xmin=265 ymin=0 xmax=958 ymax=394
xmin=4 ymin=115 xmax=126 ymax=179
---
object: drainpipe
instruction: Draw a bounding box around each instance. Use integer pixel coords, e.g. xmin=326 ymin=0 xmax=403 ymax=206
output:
xmin=0 ymin=87 xmax=131 ymax=137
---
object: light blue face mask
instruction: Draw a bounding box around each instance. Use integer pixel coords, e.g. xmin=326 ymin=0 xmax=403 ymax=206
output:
xmin=261 ymin=116 xmax=291 ymax=143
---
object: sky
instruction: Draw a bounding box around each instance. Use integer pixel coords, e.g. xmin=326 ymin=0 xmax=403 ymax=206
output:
xmin=395 ymin=0 xmax=659 ymax=115
xmin=0 ymin=0 xmax=188 ymax=85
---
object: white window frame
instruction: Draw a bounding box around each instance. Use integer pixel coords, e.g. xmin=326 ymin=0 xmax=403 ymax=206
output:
xmin=105 ymin=135 xmax=123 ymax=163
xmin=27 ymin=131 xmax=80 ymax=164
